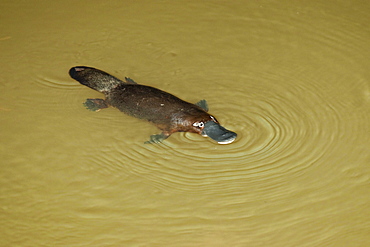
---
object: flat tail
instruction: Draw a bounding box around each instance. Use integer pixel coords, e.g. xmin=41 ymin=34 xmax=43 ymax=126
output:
xmin=69 ymin=66 xmax=125 ymax=93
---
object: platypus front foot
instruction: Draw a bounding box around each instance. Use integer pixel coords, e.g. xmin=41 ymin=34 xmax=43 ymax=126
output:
xmin=144 ymin=133 xmax=169 ymax=144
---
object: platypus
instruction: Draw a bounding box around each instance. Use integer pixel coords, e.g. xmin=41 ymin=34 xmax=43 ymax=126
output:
xmin=69 ymin=66 xmax=237 ymax=144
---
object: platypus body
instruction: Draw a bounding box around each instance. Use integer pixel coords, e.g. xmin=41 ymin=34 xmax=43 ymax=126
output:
xmin=69 ymin=66 xmax=237 ymax=144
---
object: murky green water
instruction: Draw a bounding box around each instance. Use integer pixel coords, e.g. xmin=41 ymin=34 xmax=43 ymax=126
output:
xmin=1 ymin=1 xmax=369 ymax=246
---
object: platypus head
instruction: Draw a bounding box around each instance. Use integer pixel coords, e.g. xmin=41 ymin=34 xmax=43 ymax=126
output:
xmin=201 ymin=121 xmax=237 ymax=144
xmin=191 ymin=116 xmax=237 ymax=144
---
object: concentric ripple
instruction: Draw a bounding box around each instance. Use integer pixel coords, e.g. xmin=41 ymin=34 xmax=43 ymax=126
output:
xmin=31 ymin=17 xmax=366 ymax=195
xmin=32 ymin=63 xmax=359 ymax=196
xmin=99 ymin=67 xmax=346 ymax=193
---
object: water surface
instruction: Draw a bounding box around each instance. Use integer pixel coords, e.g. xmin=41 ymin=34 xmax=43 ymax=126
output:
xmin=1 ymin=1 xmax=369 ymax=246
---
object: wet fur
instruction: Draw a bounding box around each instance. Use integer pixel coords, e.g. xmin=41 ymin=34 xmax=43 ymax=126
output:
xmin=70 ymin=66 xmax=217 ymax=140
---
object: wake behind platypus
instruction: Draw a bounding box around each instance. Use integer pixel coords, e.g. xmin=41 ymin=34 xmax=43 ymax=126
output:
xmin=69 ymin=66 xmax=237 ymax=144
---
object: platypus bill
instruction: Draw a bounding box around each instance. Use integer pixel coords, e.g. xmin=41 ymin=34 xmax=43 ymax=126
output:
xmin=69 ymin=66 xmax=237 ymax=144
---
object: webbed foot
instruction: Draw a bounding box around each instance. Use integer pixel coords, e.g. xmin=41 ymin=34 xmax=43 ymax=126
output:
xmin=144 ymin=133 xmax=169 ymax=144
xmin=195 ymin=99 xmax=209 ymax=112
xmin=83 ymin=99 xmax=108 ymax=111
xmin=125 ymin=77 xmax=138 ymax=84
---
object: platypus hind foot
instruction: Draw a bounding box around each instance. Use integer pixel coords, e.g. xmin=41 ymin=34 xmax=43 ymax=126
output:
xmin=83 ymin=99 xmax=108 ymax=112
xmin=124 ymin=77 xmax=138 ymax=84
xmin=144 ymin=133 xmax=170 ymax=144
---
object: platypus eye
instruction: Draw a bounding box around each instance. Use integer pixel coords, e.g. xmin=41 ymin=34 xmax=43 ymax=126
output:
xmin=193 ymin=122 xmax=205 ymax=128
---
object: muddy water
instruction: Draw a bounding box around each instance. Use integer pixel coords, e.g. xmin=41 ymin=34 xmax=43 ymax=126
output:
xmin=1 ymin=1 xmax=369 ymax=246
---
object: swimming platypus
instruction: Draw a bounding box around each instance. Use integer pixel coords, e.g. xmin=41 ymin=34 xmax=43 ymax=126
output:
xmin=69 ymin=66 xmax=237 ymax=144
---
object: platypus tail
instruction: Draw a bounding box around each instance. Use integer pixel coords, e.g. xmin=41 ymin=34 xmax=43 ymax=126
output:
xmin=69 ymin=66 xmax=124 ymax=93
